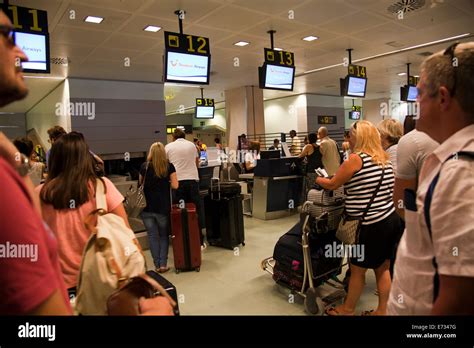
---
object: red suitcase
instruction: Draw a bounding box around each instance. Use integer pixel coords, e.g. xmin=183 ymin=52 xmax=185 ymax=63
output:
xmin=171 ymin=203 xmax=201 ymax=273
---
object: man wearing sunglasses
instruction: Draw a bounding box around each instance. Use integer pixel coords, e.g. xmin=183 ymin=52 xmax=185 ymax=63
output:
xmin=388 ymin=42 xmax=474 ymax=315
xmin=0 ymin=11 xmax=28 ymax=107
xmin=0 ymin=9 xmax=174 ymax=315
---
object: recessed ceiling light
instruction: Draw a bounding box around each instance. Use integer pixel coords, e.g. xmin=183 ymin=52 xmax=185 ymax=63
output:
xmin=144 ymin=25 xmax=161 ymax=32
xmin=274 ymin=48 xmax=283 ymax=51
xmin=302 ymin=36 xmax=319 ymax=42
xmin=397 ymin=72 xmax=407 ymax=76
xmin=234 ymin=41 xmax=250 ymax=47
xmin=84 ymin=16 xmax=104 ymax=24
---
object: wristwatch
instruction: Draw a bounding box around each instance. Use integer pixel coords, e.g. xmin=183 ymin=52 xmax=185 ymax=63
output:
xmin=15 ymin=153 xmax=30 ymax=177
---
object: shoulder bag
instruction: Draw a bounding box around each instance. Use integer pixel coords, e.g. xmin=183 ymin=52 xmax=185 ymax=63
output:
xmin=336 ymin=166 xmax=385 ymax=245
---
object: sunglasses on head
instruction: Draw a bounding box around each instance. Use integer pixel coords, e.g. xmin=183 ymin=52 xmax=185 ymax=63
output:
xmin=443 ymin=42 xmax=460 ymax=97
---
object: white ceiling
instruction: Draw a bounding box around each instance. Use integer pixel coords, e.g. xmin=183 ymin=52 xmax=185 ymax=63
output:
xmin=1 ymin=0 xmax=473 ymax=114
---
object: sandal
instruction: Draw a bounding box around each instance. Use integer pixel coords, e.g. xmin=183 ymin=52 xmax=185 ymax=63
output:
xmin=325 ymin=307 xmax=354 ymax=316
xmin=158 ymin=267 xmax=170 ymax=273
xmin=362 ymin=309 xmax=375 ymax=316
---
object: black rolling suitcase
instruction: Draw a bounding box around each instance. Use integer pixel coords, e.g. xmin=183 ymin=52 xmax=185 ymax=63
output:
xmin=145 ymin=270 xmax=180 ymax=315
xmin=205 ymin=180 xmax=245 ymax=250
xmin=272 ymin=221 xmax=342 ymax=291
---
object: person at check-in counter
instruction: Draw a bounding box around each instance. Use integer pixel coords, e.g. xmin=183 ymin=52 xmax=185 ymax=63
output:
xmin=244 ymin=141 xmax=261 ymax=173
xmin=298 ymin=132 xmax=323 ymax=196
xmin=268 ymin=138 xmax=280 ymax=150
xmin=317 ymin=126 xmax=341 ymax=176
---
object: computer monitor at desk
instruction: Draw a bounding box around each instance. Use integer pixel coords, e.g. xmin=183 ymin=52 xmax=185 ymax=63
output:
xmin=260 ymin=150 xmax=280 ymax=160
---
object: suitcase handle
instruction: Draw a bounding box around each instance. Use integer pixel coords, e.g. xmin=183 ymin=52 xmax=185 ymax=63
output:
xmin=210 ymin=178 xmax=220 ymax=200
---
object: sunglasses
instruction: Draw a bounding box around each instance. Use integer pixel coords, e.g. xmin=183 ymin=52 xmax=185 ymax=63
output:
xmin=0 ymin=25 xmax=14 ymax=45
xmin=443 ymin=42 xmax=459 ymax=97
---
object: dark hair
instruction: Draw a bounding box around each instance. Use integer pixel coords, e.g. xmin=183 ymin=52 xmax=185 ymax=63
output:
xmin=214 ymin=138 xmax=220 ymax=144
xmin=13 ymin=137 xmax=34 ymax=156
xmin=193 ymin=138 xmax=199 ymax=143
xmin=403 ymin=116 xmax=416 ymax=134
xmin=40 ymin=132 xmax=103 ymax=210
xmin=308 ymin=133 xmax=317 ymax=144
xmin=248 ymin=141 xmax=260 ymax=153
xmin=344 ymin=130 xmax=350 ymax=138
xmin=47 ymin=126 xmax=66 ymax=142
xmin=173 ymin=128 xmax=186 ymax=139
xmin=290 ymin=130 xmax=296 ymax=136
xmin=240 ymin=134 xmax=246 ymax=139
xmin=273 ymin=138 xmax=279 ymax=144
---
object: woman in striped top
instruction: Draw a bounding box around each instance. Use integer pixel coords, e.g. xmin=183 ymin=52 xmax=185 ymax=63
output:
xmin=315 ymin=121 xmax=401 ymax=316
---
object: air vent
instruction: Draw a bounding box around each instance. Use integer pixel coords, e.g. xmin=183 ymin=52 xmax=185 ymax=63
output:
xmin=387 ymin=0 xmax=426 ymax=14
xmin=418 ymin=51 xmax=433 ymax=57
xmin=51 ymin=57 xmax=69 ymax=66
xmin=386 ymin=41 xmax=405 ymax=48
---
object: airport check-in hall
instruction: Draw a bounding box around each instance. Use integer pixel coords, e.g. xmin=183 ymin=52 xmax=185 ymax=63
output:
xmin=0 ymin=0 xmax=473 ymax=322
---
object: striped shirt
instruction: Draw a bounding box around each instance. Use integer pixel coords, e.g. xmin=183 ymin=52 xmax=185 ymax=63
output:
xmin=344 ymin=152 xmax=395 ymax=225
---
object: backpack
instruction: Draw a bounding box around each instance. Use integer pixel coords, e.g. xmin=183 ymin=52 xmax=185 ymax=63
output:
xmin=75 ymin=179 xmax=146 ymax=315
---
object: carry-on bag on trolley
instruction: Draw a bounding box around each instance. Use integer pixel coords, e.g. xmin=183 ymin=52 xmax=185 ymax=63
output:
xmin=306 ymin=186 xmax=344 ymax=233
xmin=171 ymin=203 xmax=201 ymax=273
xmin=204 ymin=179 xmax=245 ymax=250
xmin=272 ymin=220 xmax=343 ymax=291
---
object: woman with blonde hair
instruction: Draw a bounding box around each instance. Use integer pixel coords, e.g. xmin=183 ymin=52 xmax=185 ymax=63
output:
xmin=377 ymin=119 xmax=403 ymax=175
xmin=315 ymin=121 xmax=400 ymax=315
xmin=140 ymin=142 xmax=178 ymax=273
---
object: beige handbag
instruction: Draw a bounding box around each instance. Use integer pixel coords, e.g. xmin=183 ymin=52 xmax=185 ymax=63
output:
xmin=336 ymin=167 xmax=385 ymax=245
xmin=75 ymin=179 xmax=146 ymax=315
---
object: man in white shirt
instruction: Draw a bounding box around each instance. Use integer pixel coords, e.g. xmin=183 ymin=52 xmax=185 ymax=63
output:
xmin=388 ymin=42 xmax=474 ymax=315
xmin=289 ymin=130 xmax=302 ymax=156
xmin=317 ymin=127 xmax=341 ymax=176
xmin=165 ymin=129 xmax=205 ymax=246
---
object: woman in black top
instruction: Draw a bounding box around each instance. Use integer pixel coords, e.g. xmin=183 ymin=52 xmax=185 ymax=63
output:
xmin=140 ymin=142 xmax=178 ymax=273
xmin=298 ymin=132 xmax=323 ymax=197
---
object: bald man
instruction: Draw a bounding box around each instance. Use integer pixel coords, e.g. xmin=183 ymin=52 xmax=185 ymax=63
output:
xmin=317 ymin=127 xmax=341 ymax=176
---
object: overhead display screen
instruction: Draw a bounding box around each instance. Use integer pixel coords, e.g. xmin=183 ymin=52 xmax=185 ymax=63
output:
xmin=263 ymin=64 xmax=295 ymax=91
xmin=14 ymin=32 xmax=50 ymax=73
xmin=164 ymin=31 xmax=211 ymax=85
xmin=407 ymin=85 xmax=418 ymax=102
xmin=346 ymin=76 xmax=367 ymax=97
xmin=165 ymin=51 xmax=210 ymax=84
xmin=195 ymin=106 xmax=214 ymax=119
xmin=349 ymin=111 xmax=361 ymax=120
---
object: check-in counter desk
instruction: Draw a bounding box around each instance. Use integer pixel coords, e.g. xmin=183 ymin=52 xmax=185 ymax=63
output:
xmin=252 ymin=157 xmax=303 ymax=220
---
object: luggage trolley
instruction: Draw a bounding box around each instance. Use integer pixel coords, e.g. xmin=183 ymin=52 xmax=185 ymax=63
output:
xmin=261 ymin=200 xmax=347 ymax=315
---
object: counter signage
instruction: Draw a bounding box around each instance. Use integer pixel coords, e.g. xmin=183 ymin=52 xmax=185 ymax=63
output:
xmin=165 ymin=31 xmax=210 ymax=56
xmin=317 ymin=115 xmax=337 ymax=125
xmin=196 ymin=98 xmax=214 ymax=107
xmin=1 ymin=4 xmax=48 ymax=34
xmin=408 ymin=75 xmax=419 ymax=86
xmin=264 ymin=48 xmax=295 ymax=67
xmin=348 ymin=64 xmax=367 ymax=79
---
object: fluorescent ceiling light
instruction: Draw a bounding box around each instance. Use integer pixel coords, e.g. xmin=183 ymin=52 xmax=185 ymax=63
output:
xmin=397 ymin=72 xmax=407 ymax=76
xmin=303 ymin=36 xmax=319 ymax=42
xmin=274 ymin=48 xmax=283 ymax=51
xmin=414 ymin=75 xmax=419 ymax=77
xmin=144 ymin=25 xmax=161 ymax=32
xmin=84 ymin=16 xmax=104 ymax=24
xmin=234 ymin=41 xmax=250 ymax=47
xmin=24 ymin=76 xmax=65 ymax=80
xmin=301 ymin=33 xmax=471 ymax=76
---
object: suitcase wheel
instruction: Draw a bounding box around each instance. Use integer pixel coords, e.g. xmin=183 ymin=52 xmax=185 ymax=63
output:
xmin=242 ymin=241 xmax=245 ymax=246
xmin=195 ymin=267 xmax=200 ymax=272
xmin=175 ymin=269 xmax=180 ymax=274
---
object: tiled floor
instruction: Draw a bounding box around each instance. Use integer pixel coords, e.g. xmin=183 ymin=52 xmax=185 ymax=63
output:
xmin=143 ymin=213 xmax=380 ymax=315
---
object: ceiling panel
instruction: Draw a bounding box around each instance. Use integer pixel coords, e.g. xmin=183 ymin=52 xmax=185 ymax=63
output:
xmin=57 ymin=4 xmax=132 ymax=32
xmin=195 ymin=5 xmax=266 ymax=31
xmin=281 ymin=0 xmax=359 ymax=26
xmin=138 ymin=0 xmax=223 ymax=22
xmin=101 ymin=33 xmax=160 ymax=51
xmin=51 ymin=25 xmax=112 ymax=45
xmin=231 ymin=0 xmax=311 ymax=16
xmin=70 ymin=0 xmax=150 ymax=13
xmin=243 ymin=18 xmax=311 ymax=41
xmin=117 ymin=16 xmax=178 ymax=37
xmin=322 ymin=10 xmax=390 ymax=35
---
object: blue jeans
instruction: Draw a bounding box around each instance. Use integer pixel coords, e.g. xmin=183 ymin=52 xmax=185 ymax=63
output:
xmin=140 ymin=212 xmax=170 ymax=268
